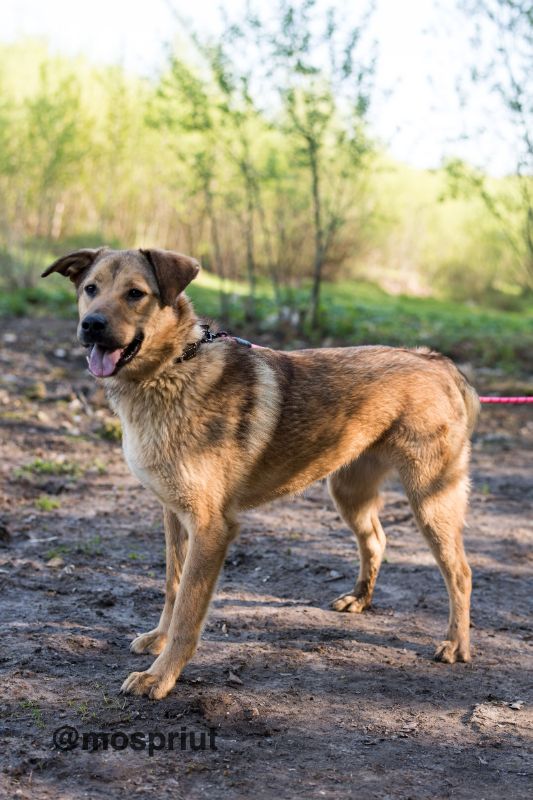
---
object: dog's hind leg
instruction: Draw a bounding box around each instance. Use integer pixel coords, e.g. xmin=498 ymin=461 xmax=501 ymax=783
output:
xmin=400 ymin=445 xmax=472 ymax=663
xmin=328 ymin=451 xmax=390 ymax=613
xmin=130 ymin=508 xmax=188 ymax=656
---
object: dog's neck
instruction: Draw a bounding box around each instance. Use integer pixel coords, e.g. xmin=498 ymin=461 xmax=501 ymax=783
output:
xmin=102 ymin=295 xmax=232 ymax=465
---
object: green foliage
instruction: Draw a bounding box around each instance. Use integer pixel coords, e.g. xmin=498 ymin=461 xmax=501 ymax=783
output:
xmin=46 ymin=545 xmax=70 ymax=559
xmin=96 ymin=418 xmax=122 ymax=442
xmin=1 ymin=262 xmax=531 ymax=371
xmin=19 ymin=699 xmax=45 ymax=729
xmin=35 ymin=495 xmax=61 ymax=511
xmin=316 ymin=281 xmax=533 ymax=371
xmin=0 ymin=11 xmax=531 ymax=335
xmin=0 ymin=282 xmax=76 ymax=316
xmin=78 ymin=535 xmax=103 ymax=556
xmin=20 ymin=458 xmax=81 ymax=477
xmin=190 ymin=271 xmax=533 ymax=371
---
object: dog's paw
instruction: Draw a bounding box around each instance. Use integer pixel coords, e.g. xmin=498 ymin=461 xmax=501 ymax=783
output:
xmin=433 ymin=640 xmax=471 ymax=664
xmin=130 ymin=629 xmax=168 ymax=656
xmin=120 ymin=668 xmax=176 ymax=700
xmin=331 ymin=592 xmax=369 ymax=614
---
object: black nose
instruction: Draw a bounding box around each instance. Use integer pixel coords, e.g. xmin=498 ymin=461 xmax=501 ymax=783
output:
xmin=81 ymin=313 xmax=107 ymax=335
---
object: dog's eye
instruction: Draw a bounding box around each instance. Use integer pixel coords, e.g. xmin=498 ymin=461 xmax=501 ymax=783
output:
xmin=127 ymin=288 xmax=146 ymax=301
xmin=84 ymin=284 xmax=97 ymax=297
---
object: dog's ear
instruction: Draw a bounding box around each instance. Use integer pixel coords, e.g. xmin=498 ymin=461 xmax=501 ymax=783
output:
xmin=140 ymin=249 xmax=200 ymax=306
xmin=41 ymin=248 xmax=106 ymax=287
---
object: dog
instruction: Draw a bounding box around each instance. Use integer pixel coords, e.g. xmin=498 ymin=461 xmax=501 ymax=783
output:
xmin=42 ymin=247 xmax=479 ymax=699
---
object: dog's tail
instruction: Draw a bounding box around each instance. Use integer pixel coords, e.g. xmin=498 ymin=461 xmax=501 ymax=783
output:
xmin=456 ymin=374 xmax=480 ymax=437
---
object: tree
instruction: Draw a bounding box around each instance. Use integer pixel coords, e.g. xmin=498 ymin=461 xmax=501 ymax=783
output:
xmin=24 ymin=65 xmax=86 ymax=242
xmin=172 ymin=0 xmax=376 ymax=326
xmin=454 ymin=0 xmax=533 ymax=287
xmin=150 ymin=55 xmax=231 ymax=314
xmin=199 ymin=41 xmax=264 ymax=316
xmin=263 ymin=0 xmax=376 ymax=326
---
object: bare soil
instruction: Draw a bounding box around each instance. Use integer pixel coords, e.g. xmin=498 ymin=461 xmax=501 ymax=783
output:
xmin=0 ymin=317 xmax=532 ymax=800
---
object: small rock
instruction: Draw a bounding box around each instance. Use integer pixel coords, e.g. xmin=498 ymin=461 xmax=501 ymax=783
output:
xmin=46 ymin=556 xmax=65 ymax=568
xmin=95 ymin=591 xmax=116 ymax=608
xmin=509 ymin=700 xmax=524 ymax=710
xmin=227 ymin=671 xmax=243 ymax=686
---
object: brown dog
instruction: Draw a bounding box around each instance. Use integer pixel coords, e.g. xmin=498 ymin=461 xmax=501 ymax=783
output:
xmin=42 ymin=247 xmax=479 ymax=699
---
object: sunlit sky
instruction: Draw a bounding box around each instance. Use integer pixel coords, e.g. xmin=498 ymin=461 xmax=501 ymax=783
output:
xmin=0 ymin=0 xmax=516 ymax=175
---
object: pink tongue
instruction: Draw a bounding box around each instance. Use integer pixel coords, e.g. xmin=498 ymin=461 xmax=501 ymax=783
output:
xmin=88 ymin=344 xmax=124 ymax=378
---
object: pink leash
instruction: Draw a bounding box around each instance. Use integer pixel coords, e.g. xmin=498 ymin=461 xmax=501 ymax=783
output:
xmin=479 ymin=396 xmax=533 ymax=404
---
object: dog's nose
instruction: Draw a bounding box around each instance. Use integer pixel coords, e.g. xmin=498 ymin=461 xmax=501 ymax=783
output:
xmin=81 ymin=313 xmax=107 ymax=335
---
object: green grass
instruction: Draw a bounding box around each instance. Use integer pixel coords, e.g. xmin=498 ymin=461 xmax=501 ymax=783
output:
xmin=96 ymin=418 xmax=122 ymax=442
xmin=46 ymin=545 xmax=70 ymax=559
xmin=19 ymin=699 xmax=45 ymax=729
xmin=78 ymin=535 xmax=103 ymax=556
xmin=0 ymin=282 xmax=77 ymax=317
xmin=317 ymin=281 xmax=533 ymax=371
xmin=190 ymin=275 xmax=533 ymax=372
xmin=1 ymin=270 xmax=532 ymax=372
xmin=35 ymin=495 xmax=61 ymax=511
xmin=17 ymin=458 xmax=81 ymax=478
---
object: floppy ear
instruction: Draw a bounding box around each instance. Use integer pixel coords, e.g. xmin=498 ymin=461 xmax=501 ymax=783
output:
xmin=140 ymin=249 xmax=200 ymax=306
xmin=41 ymin=248 xmax=106 ymax=287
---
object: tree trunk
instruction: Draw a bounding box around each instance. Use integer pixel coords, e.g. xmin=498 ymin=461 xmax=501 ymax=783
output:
xmin=204 ymin=182 xmax=229 ymax=317
xmin=309 ymin=143 xmax=324 ymax=328
xmin=244 ymin=172 xmax=256 ymax=320
xmin=255 ymin=187 xmax=282 ymax=305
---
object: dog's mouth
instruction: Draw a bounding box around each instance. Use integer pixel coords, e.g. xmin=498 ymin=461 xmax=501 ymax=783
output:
xmin=87 ymin=333 xmax=144 ymax=378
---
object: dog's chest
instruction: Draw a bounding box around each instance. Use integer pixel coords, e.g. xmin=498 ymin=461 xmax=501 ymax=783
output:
xmin=120 ymin=416 xmax=176 ymax=504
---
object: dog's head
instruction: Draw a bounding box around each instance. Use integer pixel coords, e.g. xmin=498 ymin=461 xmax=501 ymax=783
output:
xmin=42 ymin=248 xmax=200 ymax=379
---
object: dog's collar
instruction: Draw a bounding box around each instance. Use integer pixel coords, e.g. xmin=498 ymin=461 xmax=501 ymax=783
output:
xmin=175 ymin=324 xmax=252 ymax=363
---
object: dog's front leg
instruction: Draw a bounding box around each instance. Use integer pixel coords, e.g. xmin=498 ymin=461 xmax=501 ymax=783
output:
xmin=121 ymin=511 xmax=235 ymax=700
xmin=130 ymin=508 xmax=188 ymax=656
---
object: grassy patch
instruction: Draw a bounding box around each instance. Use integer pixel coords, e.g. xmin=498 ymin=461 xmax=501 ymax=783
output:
xmin=0 ymin=283 xmax=77 ymax=317
xmin=96 ymin=418 xmax=122 ymax=442
xmin=189 ymin=275 xmax=533 ymax=372
xmin=16 ymin=458 xmax=81 ymax=479
xmin=19 ymin=699 xmax=45 ymax=729
xmin=315 ymin=282 xmax=533 ymax=372
xmin=2 ymin=269 xmax=532 ymax=372
xmin=46 ymin=545 xmax=70 ymax=559
xmin=35 ymin=495 xmax=61 ymax=511
xmin=77 ymin=535 xmax=103 ymax=556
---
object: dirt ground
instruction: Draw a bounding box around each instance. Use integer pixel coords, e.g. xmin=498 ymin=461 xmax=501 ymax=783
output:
xmin=0 ymin=316 xmax=532 ymax=800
